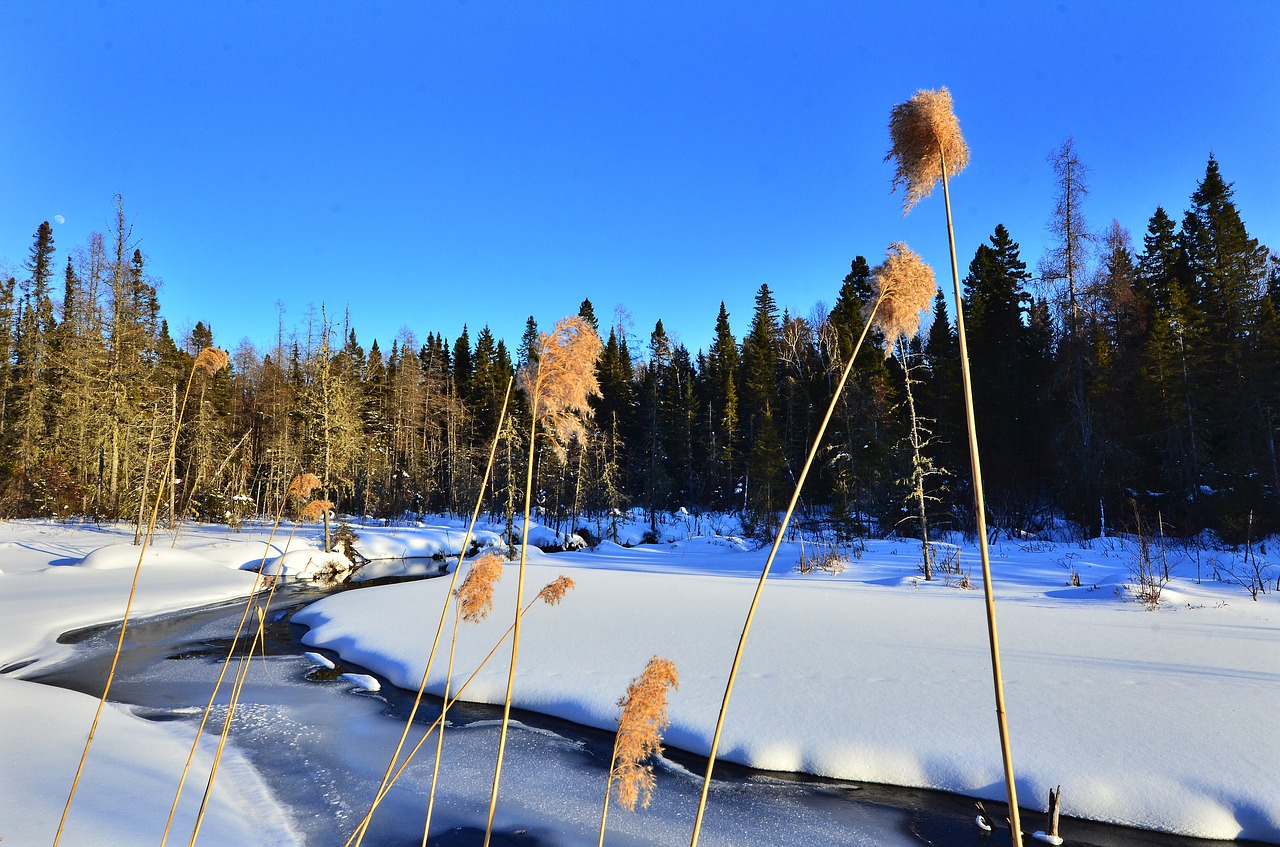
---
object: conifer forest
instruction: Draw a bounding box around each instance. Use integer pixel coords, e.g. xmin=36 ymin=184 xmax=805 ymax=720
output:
xmin=2 ymin=154 xmax=1277 ymax=545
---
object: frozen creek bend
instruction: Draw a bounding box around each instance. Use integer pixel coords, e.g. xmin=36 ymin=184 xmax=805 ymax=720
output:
xmin=27 ymin=583 xmax=1243 ymax=847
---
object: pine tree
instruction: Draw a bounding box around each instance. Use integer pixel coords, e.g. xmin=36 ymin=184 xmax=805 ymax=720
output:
xmin=697 ymin=303 xmax=740 ymax=509
xmin=962 ymin=224 xmax=1040 ymax=527
xmin=739 ymin=285 xmax=785 ymax=528
xmin=11 ymin=221 xmax=58 ymax=472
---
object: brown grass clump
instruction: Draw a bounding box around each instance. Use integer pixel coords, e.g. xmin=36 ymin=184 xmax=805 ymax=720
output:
xmin=518 ymin=316 xmax=603 ymax=459
xmin=456 ymin=552 xmax=505 ymax=622
xmin=536 ymin=575 xmax=575 ymax=606
xmin=193 ymin=346 xmax=230 ymax=376
xmin=298 ymin=499 xmax=334 ymax=523
xmin=287 ymin=473 xmax=323 ymax=500
xmin=868 ymin=242 xmax=938 ymax=353
xmin=886 ymin=87 xmax=970 ymax=212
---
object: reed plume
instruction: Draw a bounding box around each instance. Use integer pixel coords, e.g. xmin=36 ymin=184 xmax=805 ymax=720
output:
xmin=193 ymin=346 xmax=231 ymax=376
xmin=484 ymin=317 xmax=601 ymax=846
xmin=535 ymin=575 xmax=574 ymax=606
xmin=867 ymin=242 xmax=937 ymax=353
xmin=287 ymin=473 xmax=323 ymax=500
xmin=517 ymin=316 xmax=603 ymax=459
xmin=457 ymin=552 xmax=505 ymax=622
xmin=298 ymin=498 xmax=334 ymax=523
xmin=598 ymin=658 xmax=679 ymax=846
xmin=886 ymin=87 xmax=970 ymax=212
xmin=886 ymin=86 xmax=1025 ymax=846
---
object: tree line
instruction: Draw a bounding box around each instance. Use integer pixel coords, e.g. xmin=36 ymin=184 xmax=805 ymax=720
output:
xmin=2 ymin=155 xmax=1276 ymax=544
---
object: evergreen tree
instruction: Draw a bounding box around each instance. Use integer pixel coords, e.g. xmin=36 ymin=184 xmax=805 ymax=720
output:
xmin=962 ymin=224 xmax=1041 ymax=528
xmin=11 ymin=221 xmax=58 ymax=472
xmin=697 ymin=303 xmax=740 ymax=508
xmin=577 ymin=298 xmax=599 ymax=332
xmin=452 ymin=324 xmax=473 ymax=400
xmin=739 ymin=285 xmax=786 ymax=527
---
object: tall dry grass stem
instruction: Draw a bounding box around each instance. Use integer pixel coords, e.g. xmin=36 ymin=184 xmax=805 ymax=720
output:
xmin=160 ymin=473 xmax=312 ymax=846
xmin=484 ymin=317 xmax=600 ymax=847
xmin=598 ymin=657 xmax=679 ymax=847
xmin=340 ymin=576 xmax=576 ymax=847
xmin=889 ymin=86 xmax=1024 ymax=844
xmin=421 ymin=551 xmax=505 ymax=847
xmin=53 ymin=347 xmax=228 ymax=847
xmin=688 ymin=270 xmax=916 ymax=845
xmin=347 ymin=380 xmax=514 ymax=847
xmin=186 ymin=605 xmax=268 ymax=846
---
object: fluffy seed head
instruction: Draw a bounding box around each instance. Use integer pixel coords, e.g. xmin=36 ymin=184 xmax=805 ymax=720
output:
xmin=455 ymin=552 xmax=504 ymax=622
xmin=288 ymin=473 xmax=323 ymax=500
xmin=298 ymin=499 xmax=333 ymax=522
xmin=193 ymin=346 xmax=230 ymax=376
xmin=886 ymin=87 xmax=970 ymax=213
xmin=868 ymin=242 xmax=938 ymax=354
xmin=536 ymin=575 xmax=575 ymax=606
xmin=517 ymin=316 xmax=603 ymax=460
xmin=611 ymin=656 xmax=679 ymax=811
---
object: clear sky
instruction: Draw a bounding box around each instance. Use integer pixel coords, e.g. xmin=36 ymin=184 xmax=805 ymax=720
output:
xmin=2 ymin=1 xmax=1277 ymax=359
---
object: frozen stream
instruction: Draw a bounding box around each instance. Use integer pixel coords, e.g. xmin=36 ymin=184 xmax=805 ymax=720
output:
xmin=27 ymin=580 xmax=1251 ymax=847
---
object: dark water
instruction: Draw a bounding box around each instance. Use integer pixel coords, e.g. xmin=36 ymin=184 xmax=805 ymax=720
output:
xmin=23 ymin=570 xmax=1263 ymax=847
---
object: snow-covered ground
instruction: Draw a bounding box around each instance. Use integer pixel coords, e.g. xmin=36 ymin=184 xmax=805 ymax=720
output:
xmin=297 ymin=516 xmax=1280 ymax=844
xmin=0 ymin=520 xmax=321 ymax=846
xmin=2 ymin=514 xmax=1278 ymax=844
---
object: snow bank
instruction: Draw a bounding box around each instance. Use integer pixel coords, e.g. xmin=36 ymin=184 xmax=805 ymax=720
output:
xmin=0 ymin=677 xmax=297 ymax=846
xmin=297 ymin=535 xmax=1280 ymax=843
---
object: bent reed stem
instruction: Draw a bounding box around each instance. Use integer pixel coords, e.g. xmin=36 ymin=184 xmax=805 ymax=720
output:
xmin=687 ymin=294 xmax=885 ymax=847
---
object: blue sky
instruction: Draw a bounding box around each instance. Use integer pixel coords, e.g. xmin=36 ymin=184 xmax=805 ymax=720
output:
xmin=2 ymin=1 xmax=1277 ymax=359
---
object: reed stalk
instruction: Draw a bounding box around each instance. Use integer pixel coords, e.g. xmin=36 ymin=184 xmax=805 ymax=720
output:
xmin=346 ymin=379 xmax=513 ymax=847
xmin=942 ymin=153 xmax=1024 ymax=844
xmin=53 ymin=346 xmax=228 ymax=847
xmin=888 ymin=85 xmax=1023 ymax=844
xmin=483 ymin=317 xmax=600 ymax=847
xmin=340 ymin=577 xmax=575 ymax=847
xmin=186 ymin=605 xmax=268 ymax=846
xmin=688 ymin=292 xmax=888 ymax=846
xmin=158 ymin=474 xmax=315 ymax=846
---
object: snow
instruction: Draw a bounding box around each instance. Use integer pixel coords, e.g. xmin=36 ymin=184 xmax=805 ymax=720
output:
xmin=294 ymin=519 xmax=1280 ymax=843
xmin=0 ymin=519 xmax=312 ymax=846
xmin=3 ymin=515 xmax=1280 ymax=844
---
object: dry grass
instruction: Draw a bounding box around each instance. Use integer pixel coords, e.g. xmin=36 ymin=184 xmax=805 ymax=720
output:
xmin=868 ymin=242 xmax=938 ymax=352
xmin=886 ymin=87 xmax=970 ymax=212
xmin=610 ymin=657 xmax=679 ymax=811
xmin=519 ymin=316 xmax=603 ymax=459
xmin=456 ymin=552 xmax=504 ymax=622
xmin=298 ymin=498 xmax=334 ymax=523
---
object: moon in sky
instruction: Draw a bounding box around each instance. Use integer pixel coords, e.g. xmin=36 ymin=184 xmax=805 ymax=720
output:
xmin=54 ymin=214 xmax=65 ymax=225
